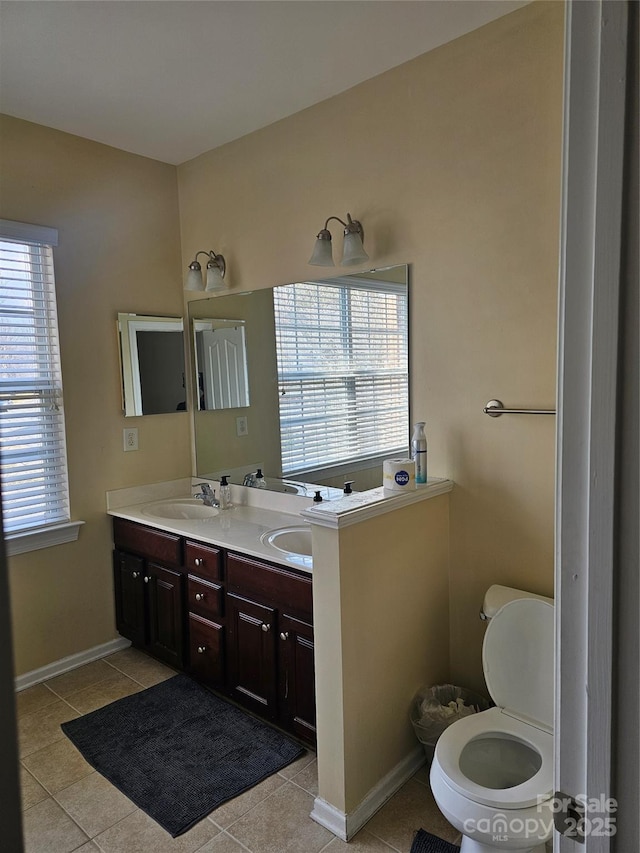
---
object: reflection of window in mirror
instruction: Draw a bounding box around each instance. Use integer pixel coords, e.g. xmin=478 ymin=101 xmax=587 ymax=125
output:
xmin=273 ymin=275 xmax=409 ymax=477
xmin=118 ymin=313 xmax=186 ymax=416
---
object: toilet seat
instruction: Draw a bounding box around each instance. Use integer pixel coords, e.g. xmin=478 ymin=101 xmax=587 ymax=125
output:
xmin=433 ymin=706 xmax=553 ymax=809
xmin=482 ymin=598 xmax=555 ymax=730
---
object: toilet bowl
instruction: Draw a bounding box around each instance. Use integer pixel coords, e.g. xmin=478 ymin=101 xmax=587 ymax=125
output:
xmin=430 ymin=594 xmax=554 ymax=853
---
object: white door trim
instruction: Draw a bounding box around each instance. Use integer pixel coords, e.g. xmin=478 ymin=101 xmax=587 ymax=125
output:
xmin=555 ymin=1 xmax=628 ymax=849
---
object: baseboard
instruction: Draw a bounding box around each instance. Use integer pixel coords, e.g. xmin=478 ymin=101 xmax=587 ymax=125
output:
xmin=311 ymin=744 xmax=425 ymax=841
xmin=14 ymin=637 xmax=131 ymax=692
xmin=310 ymin=798 xmax=348 ymax=841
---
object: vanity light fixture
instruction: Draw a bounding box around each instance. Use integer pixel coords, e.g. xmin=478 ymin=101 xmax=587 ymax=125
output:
xmin=185 ymin=250 xmax=227 ymax=292
xmin=308 ymin=213 xmax=369 ymax=267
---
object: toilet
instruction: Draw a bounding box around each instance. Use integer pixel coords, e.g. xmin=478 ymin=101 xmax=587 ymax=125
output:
xmin=430 ymin=586 xmax=555 ymax=853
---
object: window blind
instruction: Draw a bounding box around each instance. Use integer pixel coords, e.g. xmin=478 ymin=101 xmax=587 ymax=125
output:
xmin=274 ymin=279 xmax=408 ymax=476
xmin=0 ymin=223 xmax=70 ymax=533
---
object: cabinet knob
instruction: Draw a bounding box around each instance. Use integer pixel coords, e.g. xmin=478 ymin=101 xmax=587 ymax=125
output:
xmin=195 ymin=593 xmax=205 ymax=602
xmin=194 ymin=557 xmax=203 ymax=566
xmin=143 ymin=576 xmax=150 ymax=583
xmin=132 ymin=571 xmax=139 ymax=579
xmin=280 ymin=631 xmax=289 ymax=641
xmin=261 ymin=622 xmax=270 ymax=633
xmin=197 ymin=645 xmax=207 ymax=654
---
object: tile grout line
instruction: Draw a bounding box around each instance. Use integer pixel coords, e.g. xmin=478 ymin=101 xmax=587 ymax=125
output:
xmin=202 ymin=828 xmax=255 ymax=853
xmin=102 ymin=654 xmax=169 ymax=688
xmin=364 ymin=826 xmax=406 ymax=853
xmin=22 ymin=792 xmax=92 ymax=849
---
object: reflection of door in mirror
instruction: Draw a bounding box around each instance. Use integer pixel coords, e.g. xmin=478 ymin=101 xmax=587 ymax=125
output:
xmin=194 ymin=320 xmax=250 ymax=410
xmin=118 ymin=313 xmax=186 ymax=416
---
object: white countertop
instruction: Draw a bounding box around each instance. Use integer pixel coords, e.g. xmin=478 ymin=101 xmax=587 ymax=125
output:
xmin=108 ymin=501 xmax=313 ymax=574
xmin=106 ymin=476 xmax=454 ymax=572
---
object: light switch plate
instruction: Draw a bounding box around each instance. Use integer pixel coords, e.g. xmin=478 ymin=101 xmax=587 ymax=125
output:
xmin=236 ymin=416 xmax=248 ymax=437
xmin=123 ymin=428 xmax=138 ymax=451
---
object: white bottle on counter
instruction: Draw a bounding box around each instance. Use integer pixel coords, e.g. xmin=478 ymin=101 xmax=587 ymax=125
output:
xmin=411 ymin=422 xmax=427 ymax=484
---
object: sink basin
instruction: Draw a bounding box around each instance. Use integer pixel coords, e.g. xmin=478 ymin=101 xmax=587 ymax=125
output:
xmin=261 ymin=525 xmax=312 ymax=557
xmin=140 ymin=498 xmax=218 ymax=520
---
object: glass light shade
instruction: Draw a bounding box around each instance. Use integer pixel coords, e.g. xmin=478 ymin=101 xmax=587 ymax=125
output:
xmin=185 ymin=265 xmax=204 ymax=291
xmin=308 ymin=236 xmax=335 ymax=267
xmin=205 ymin=263 xmax=226 ymax=291
xmin=341 ymin=231 xmax=369 ymax=266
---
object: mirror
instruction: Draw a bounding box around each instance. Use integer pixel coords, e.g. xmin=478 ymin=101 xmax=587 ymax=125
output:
xmin=118 ymin=313 xmax=187 ymax=416
xmin=188 ymin=265 xmax=409 ymax=494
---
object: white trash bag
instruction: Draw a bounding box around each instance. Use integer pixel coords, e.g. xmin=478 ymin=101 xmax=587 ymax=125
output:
xmin=410 ymin=683 xmax=491 ymax=761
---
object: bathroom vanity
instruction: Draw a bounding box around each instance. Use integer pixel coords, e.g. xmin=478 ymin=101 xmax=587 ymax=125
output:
xmin=108 ymin=476 xmax=454 ymax=841
xmin=110 ymin=508 xmax=316 ymax=746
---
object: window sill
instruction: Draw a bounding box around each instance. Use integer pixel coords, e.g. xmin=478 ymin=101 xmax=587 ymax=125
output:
xmin=5 ymin=521 xmax=85 ymax=557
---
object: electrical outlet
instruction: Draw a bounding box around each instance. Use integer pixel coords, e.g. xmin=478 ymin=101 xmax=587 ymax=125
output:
xmin=236 ymin=416 xmax=248 ymax=437
xmin=123 ymin=428 xmax=138 ymax=451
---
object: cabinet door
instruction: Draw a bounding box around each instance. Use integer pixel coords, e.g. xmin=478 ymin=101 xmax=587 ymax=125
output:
xmin=113 ymin=550 xmax=146 ymax=647
xmin=227 ymin=592 xmax=277 ymax=717
xmin=188 ymin=613 xmax=225 ymax=688
xmin=278 ymin=612 xmax=316 ymax=744
xmin=146 ymin=562 xmax=184 ymax=669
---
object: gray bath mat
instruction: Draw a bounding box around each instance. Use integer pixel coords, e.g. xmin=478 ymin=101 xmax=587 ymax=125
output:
xmin=61 ymin=673 xmax=304 ymax=836
xmin=411 ymin=828 xmax=461 ymax=853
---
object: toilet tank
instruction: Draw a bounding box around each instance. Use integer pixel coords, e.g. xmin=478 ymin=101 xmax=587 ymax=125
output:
xmin=480 ymin=584 xmax=554 ymax=620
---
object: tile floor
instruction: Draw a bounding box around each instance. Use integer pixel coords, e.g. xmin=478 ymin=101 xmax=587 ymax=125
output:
xmin=16 ymin=647 xmax=460 ymax=853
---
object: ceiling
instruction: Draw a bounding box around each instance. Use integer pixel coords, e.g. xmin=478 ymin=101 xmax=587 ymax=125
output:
xmin=0 ymin=1 xmax=528 ymax=165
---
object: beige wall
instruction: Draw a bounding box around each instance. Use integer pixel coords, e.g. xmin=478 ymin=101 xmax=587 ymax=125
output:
xmin=0 ymin=116 xmax=191 ymax=675
xmin=312 ymin=494 xmax=450 ymax=815
xmin=178 ymin=2 xmax=564 ymax=691
xmin=338 ymin=496 xmax=450 ymax=812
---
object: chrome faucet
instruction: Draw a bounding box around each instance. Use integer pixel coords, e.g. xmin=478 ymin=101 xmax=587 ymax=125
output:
xmin=194 ymin=483 xmax=220 ymax=508
xmin=242 ymin=471 xmax=257 ymax=487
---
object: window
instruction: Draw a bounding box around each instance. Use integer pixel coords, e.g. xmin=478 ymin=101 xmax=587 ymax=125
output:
xmin=274 ymin=276 xmax=409 ymax=476
xmin=0 ymin=219 xmax=80 ymax=553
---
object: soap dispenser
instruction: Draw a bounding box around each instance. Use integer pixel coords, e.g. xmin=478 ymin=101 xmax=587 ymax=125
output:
xmin=255 ymin=468 xmax=267 ymax=489
xmin=219 ymin=475 xmax=232 ymax=509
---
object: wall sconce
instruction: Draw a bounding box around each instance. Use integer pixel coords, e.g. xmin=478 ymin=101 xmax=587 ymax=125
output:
xmin=185 ymin=250 xmax=227 ymax=292
xmin=308 ymin=213 xmax=369 ymax=267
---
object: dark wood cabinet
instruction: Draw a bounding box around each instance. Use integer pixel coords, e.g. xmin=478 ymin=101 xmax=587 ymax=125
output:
xmin=112 ymin=517 xmax=315 ymax=745
xmin=227 ymin=592 xmax=278 ymax=716
xmin=226 ymin=553 xmax=316 ymax=743
xmin=146 ymin=562 xmax=184 ymax=669
xmin=187 ymin=613 xmax=225 ymax=687
xmin=184 ymin=540 xmax=225 ymax=688
xmin=112 ymin=518 xmax=185 ymax=669
xmin=113 ymin=550 xmax=146 ymax=647
xmin=278 ymin=612 xmax=316 ymax=743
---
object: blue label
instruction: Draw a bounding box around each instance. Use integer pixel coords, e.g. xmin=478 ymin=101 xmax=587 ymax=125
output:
xmin=394 ymin=470 xmax=410 ymax=486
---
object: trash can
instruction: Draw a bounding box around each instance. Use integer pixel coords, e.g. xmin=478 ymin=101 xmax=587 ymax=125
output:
xmin=410 ymin=683 xmax=491 ymax=764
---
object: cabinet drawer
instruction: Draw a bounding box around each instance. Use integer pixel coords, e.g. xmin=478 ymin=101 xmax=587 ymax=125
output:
xmin=112 ymin=517 xmax=182 ymax=568
xmin=188 ymin=575 xmax=223 ymax=621
xmin=188 ymin=614 xmax=224 ymax=687
xmin=185 ymin=540 xmax=222 ymax=582
xmin=227 ymin=553 xmax=312 ymax=619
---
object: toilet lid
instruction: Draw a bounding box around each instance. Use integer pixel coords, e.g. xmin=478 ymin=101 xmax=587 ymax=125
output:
xmin=483 ymin=598 xmax=554 ymax=729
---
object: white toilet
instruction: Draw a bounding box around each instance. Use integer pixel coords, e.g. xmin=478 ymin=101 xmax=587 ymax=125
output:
xmin=430 ymin=586 xmax=554 ymax=853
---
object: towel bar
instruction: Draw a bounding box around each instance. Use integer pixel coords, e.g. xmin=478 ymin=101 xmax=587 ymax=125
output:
xmin=483 ymin=399 xmax=556 ymax=417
